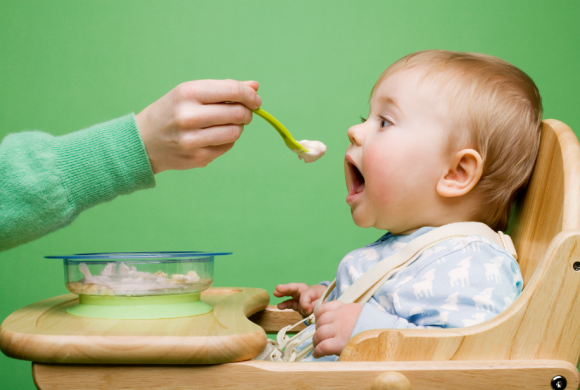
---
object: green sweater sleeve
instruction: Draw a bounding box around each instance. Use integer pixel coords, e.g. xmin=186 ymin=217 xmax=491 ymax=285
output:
xmin=0 ymin=114 xmax=155 ymax=252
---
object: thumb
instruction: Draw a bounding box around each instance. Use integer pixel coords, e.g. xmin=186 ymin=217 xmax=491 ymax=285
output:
xmin=242 ymin=80 xmax=260 ymax=91
xmin=304 ymin=298 xmax=320 ymax=315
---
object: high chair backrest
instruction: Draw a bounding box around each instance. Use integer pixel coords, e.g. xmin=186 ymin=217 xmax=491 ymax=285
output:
xmin=509 ymin=119 xmax=580 ymax=285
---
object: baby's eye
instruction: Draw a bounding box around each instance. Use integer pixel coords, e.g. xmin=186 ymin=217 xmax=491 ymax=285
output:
xmin=380 ymin=118 xmax=393 ymax=128
xmin=360 ymin=116 xmax=367 ymax=123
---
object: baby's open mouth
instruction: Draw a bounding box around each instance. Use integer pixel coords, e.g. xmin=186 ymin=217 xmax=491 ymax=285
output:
xmin=347 ymin=161 xmax=365 ymax=196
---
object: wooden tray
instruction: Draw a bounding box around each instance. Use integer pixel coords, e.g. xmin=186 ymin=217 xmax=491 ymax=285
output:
xmin=0 ymin=287 xmax=269 ymax=364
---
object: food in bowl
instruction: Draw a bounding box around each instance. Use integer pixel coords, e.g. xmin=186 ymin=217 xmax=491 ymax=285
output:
xmin=66 ymin=261 xmax=213 ymax=296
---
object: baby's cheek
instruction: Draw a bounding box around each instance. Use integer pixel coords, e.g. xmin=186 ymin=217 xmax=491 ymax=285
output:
xmin=365 ymin=151 xmax=406 ymax=200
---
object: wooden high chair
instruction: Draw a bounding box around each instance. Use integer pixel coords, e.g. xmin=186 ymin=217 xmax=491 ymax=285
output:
xmin=12 ymin=120 xmax=580 ymax=389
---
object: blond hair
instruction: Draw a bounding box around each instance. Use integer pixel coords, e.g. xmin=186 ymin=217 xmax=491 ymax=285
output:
xmin=373 ymin=50 xmax=542 ymax=231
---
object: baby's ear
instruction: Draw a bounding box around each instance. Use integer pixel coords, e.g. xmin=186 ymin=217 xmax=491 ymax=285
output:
xmin=436 ymin=149 xmax=483 ymax=198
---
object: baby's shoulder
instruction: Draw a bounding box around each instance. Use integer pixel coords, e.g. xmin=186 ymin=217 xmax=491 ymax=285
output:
xmin=434 ymin=234 xmax=515 ymax=259
xmin=384 ymin=234 xmax=523 ymax=299
xmin=412 ymin=234 xmax=520 ymax=277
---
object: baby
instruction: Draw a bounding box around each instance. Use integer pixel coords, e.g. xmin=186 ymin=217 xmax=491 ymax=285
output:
xmin=274 ymin=50 xmax=542 ymax=361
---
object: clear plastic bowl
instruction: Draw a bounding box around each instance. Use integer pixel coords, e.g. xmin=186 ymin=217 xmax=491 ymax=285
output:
xmin=45 ymin=252 xmax=231 ymax=319
xmin=47 ymin=252 xmax=230 ymax=297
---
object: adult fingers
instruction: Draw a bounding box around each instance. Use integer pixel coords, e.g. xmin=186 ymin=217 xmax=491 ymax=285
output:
xmin=181 ymin=124 xmax=244 ymax=148
xmin=204 ymin=142 xmax=236 ymax=159
xmin=177 ymin=103 xmax=253 ymax=129
xmin=178 ymin=79 xmax=261 ymax=109
xmin=242 ymin=80 xmax=260 ymax=92
xmin=179 ymin=143 xmax=235 ymax=168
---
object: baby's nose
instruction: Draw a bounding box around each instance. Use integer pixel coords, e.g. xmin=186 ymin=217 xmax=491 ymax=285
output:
xmin=347 ymin=124 xmax=364 ymax=146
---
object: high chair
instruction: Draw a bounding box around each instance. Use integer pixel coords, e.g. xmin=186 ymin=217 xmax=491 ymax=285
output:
xmin=4 ymin=119 xmax=580 ymax=390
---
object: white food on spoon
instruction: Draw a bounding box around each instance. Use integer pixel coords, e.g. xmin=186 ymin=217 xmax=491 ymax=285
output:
xmin=293 ymin=140 xmax=327 ymax=163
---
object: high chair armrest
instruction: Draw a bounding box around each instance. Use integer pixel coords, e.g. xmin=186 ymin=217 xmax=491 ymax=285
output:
xmin=340 ymin=328 xmax=464 ymax=362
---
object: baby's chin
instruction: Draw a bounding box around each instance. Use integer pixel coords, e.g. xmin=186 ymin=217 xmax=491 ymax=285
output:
xmin=350 ymin=208 xmax=376 ymax=229
xmin=351 ymin=209 xmax=402 ymax=232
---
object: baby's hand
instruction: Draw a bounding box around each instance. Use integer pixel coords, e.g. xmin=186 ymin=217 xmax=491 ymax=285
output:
xmin=136 ymin=79 xmax=261 ymax=174
xmin=311 ymin=301 xmax=363 ymax=358
xmin=273 ymin=283 xmax=327 ymax=317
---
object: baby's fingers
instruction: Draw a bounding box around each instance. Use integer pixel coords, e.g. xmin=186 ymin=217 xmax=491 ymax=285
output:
xmin=299 ymin=299 xmax=318 ymax=316
xmin=314 ymin=300 xmax=344 ymax=323
xmin=312 ymin=324 xmax=334 ymax=348
xmin=273 ymin=283 xmax=309 ymax=299
xmin=312 ymin=337 xmax=343 ymax=359
xmin=277 ymin=299 xmax=300 ymax=312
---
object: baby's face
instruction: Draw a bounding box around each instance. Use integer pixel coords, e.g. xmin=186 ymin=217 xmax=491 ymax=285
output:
xmin=344 ymin=68 xmax=452 ymax=234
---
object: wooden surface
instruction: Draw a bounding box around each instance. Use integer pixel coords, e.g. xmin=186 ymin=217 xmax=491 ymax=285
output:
xmin=371 ymin=371 xmax=412 ymax=390
xmin=32 ymin=359 xmax=580 ymax=390
xmin=249 ymin=305 xmax=305 ymax=332
xmin=0 ymin=287 xmax=269 ymax=364
xmin=341 ymin=120 xmax=580 ymax=366
xmin=510 ymin=119 xmax=580 ymax=285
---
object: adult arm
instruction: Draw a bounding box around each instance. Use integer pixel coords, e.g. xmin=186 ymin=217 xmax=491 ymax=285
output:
xmin=0 ymin=79 xmax=261 ymax=252
xmin=0 ymin=114 xmax=154 ymax=252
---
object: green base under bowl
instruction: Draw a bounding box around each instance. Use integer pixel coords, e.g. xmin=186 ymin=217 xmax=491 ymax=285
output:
xmin=66 ymin=292 xmax=213 ymax=319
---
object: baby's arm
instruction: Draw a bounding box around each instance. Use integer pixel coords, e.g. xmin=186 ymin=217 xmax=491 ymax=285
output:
xmin=274 ymin=283 xmax=327 ymax=317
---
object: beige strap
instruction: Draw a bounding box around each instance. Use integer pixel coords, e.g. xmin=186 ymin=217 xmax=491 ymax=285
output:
xmin=257 ymin=222 xmax=517 ymax=362
xmin=498 ymin=231 xmax=518 ymax=260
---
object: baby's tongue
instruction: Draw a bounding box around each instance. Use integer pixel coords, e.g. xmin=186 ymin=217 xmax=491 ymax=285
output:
xmin=356 ymin=182 xmax=365 ymax=194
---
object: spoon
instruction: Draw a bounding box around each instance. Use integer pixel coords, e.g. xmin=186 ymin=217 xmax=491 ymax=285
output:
xmin=252 ymin=108 xmax=308 ymax=152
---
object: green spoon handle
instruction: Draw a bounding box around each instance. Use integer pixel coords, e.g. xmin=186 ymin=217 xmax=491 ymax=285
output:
xmin=253 ymin=108 xmax=307 ymax=151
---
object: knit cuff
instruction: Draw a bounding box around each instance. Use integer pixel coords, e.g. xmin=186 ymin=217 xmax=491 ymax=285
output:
xmin=52 ymin=114 xmax=155 ymax=212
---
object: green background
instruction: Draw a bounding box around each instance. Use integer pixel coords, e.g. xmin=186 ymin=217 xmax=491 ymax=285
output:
xmin=1 ymin=1 xmax=579 ymax=388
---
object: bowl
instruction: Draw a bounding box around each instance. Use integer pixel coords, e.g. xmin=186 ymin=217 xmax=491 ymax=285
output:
xmin=46 ymin=252 xmax=231 ymax=319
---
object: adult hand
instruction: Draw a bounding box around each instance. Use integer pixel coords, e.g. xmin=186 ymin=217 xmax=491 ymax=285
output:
xmin=136 ymin=79 xmax=261 ymax=174
xmin=311 ymin=301 xmax=363 ymax=358
xmin=274 ymin=283 xmax=327 ymax=317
